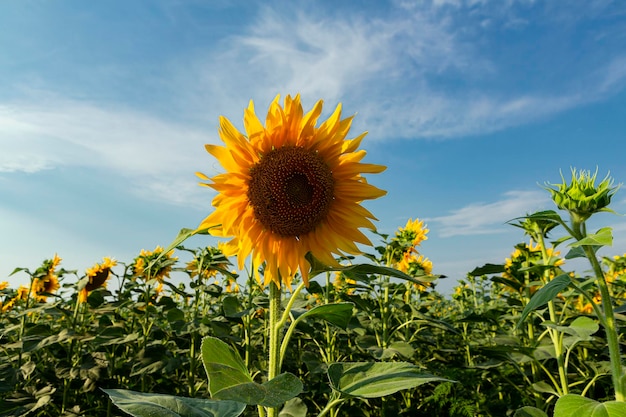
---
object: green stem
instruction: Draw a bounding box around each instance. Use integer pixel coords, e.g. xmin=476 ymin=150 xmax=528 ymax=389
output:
xmin=536 ymin=234 xmax=569 ymax=395
xmin=584 ymin=244 xmax=624 ymax=401
xmin=278 ymin=281 xmax=307 ymax=369
xmin=317 ymin=396 xmax=345 ymax=417
xmin=571 ymin=217 xmax=624 ymax=401
xmin=267 ymin=282 xmax=282 ymax=417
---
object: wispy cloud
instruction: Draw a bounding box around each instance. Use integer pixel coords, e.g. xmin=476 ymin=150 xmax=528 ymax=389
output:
xmin=0 ymin=98 xmax=215 ymax=207
xmin=428 ymin=190 xmax=552 ymax=237
xmin=177 ymin=1 xmax=626 ymax=141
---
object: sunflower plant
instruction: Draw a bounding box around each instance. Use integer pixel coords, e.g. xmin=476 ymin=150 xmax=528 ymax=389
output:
xmin=104 ymin=95 xmax=445 ymax=417
xmin=510 ymin=169 xmax=626 ymax=416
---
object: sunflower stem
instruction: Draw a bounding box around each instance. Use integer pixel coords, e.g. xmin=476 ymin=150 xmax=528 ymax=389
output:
xmin=267 ymin=281 xmax=282 ymax=417
xmin=278 ymin=280 xmax=307 ymax=370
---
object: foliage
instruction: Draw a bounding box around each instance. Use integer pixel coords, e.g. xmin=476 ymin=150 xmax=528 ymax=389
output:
xmin=1 ymin=169 xmax=626 ymax=416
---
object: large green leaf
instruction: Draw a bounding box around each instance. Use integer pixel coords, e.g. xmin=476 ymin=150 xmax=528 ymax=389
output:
xmin=327 ymin=362 xmax=448 ymax=398
xmin=516 ymin=274 xmax=572 ymax=328
xmin=554 ymin=394 xmax=626 ymax=417
xmin=570 ymin=227 xmax=613 ymax=248
xmin=292 ymin=302 xmax=354 ymax=329
xmin=201 ymin=337 xmax=302 ymax=407
xmin=544 ymin=316 xmax=599 ymax=345
xmin=202 ymin=337 xmax=253 ymax=395
xmin=305 ymin=253 xmax=437 ymax=285
xmin=102 ymin=389 xmax=246 ymax=417
xmin=213 ymin=373 xmax=303 ymax=408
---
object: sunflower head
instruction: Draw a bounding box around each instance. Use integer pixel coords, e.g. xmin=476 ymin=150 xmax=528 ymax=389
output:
xmin=79 ymin=257 xmax=118 ymax=303
xmin=197 ymin=94 xmax=386 ymax=288
xmin=383 ymin=218 xmax=429 ymax=264
xmin=132 ymin=246 xmax=177 ymax=282
xmin=397 ymin=250 xmax=433 ymax=277
xmin=31 ymin=254 xmax=62 ymax=301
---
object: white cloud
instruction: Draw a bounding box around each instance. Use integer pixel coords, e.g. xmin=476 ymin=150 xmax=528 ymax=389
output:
xmin=175 ymin=2 xmax=626 ymax=142
xmin=0 ymin=99 xmax=216 ymax=207
xmin=428 ymin=190 xmax=552 ymax=237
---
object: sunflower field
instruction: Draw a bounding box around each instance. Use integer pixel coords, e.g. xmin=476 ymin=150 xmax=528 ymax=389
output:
xmin=2 ymin=97 xmax=626 ymax=417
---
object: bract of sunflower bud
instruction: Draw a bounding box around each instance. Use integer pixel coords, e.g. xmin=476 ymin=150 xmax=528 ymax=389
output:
xmin=545 ymin=168 xmax=618 ymax=222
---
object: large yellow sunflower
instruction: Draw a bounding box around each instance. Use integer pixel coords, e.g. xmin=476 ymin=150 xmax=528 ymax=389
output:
xmin=197 ymin=94 xmax=386 ymax=287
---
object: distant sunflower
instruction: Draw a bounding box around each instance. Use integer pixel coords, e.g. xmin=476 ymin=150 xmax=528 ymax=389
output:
xmin=132 ymin=246 xmax=177 ymax=282
xmin=79 ymin=257 xmax=117 ymax=303
xmin=398 ymin=251 xmax=433 ymax=277
xmin=197 ymin=94 xmax=386 ymax=287
xmin=396 ymin=218 xmax=429 ymax=247
xmin=33 ymin=254 xmax=62 ymax=301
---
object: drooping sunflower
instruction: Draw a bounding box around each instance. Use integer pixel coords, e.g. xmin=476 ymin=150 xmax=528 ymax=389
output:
xmin=197 ymin=94 xmax=386 ymax=287
xmin=79 ymin=257 xmax=118 ymax=303
xmin=32 ymin=254 xmax=62 ymax=302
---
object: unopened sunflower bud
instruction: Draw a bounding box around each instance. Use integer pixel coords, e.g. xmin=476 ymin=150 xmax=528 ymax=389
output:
xmin=545 ymin=168 xmax=618 ymax=222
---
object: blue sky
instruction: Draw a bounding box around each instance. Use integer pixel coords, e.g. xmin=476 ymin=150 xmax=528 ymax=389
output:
xmin=1 ymin=0 xmax=626 ymax=294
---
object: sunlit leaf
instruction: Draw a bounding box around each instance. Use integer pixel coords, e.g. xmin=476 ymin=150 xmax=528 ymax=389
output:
xmin=327 ymin=362 xmax=449 ymax=398
xmin=569 ymin=227 xmax=613 ymax=248
xmin=544 ymin=316 xmax=598 ymax=340
xmin=202 ymin=337 xmax=302 ymax=407
xmin=292 ymin=303 xmax=354 ymax=329
xmin=103 ymin=389 xmax=246 ymax=417
xmin=201 ymin=337 xmax=252 ymax=396
xmin=554 ymin=394 xmax=626 ymax=417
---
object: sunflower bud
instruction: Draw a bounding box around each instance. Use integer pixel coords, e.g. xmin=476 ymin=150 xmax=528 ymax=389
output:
xmin=546 ymin=169 xmax=618 ymax=222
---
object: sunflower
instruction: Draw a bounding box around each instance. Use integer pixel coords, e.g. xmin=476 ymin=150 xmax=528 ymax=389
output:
xmin=1 ymin=285 xmax=30 ymax=312
xmin=132 ymin=246 xmax=177 ymax=282
xmin=186 ymin=246 xmax=230 ymax=282
xmin=396 ymin=218 xmax=429 ymax=247
xmin=397 ymin=250 xmax=433 ymax=277
xmin=197 ymin=94 xmax=386 ymax=288
xmin=32 ymin=254 xmax=62 ymax=301
xmin=79 ymin=257 xmax=117 ymax=303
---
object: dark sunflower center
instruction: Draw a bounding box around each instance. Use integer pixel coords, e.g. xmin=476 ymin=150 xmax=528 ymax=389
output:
xmin=85 ymin=269 xmax=110 ymax=291
xmin=247 ymin=146 xmax=335 ymax=237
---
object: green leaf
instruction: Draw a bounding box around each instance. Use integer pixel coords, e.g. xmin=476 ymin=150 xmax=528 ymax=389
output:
xmin=514 ymin=406 xmax=549 ymax=417
xmin=570 ymin=227 xmax=613 ymax=248
xmin=102 ymin=389 xmax=246 ymax=417
xmin=202 ymin=337 xmax=252 ymax=396
xmin=202 ymin=337 xmax=302 ymax=407
xmin=516 ymin=274 xmax=572 ymax=328
xmin=544 ymin=316 xmax=599 ymax=339
xmin=293 ymin=302 xmax=354 ymax=329
xmin=469 ymin=263 xmax=506 ymax=276
xmin=554 ymin=394 xmax=626 ymax=417
xmin=212 ymin=373 xmax=303 ymax=408
xmin=564 ymin=246 xmax=593 ymax=259
xmin=327 ymin=362 xmax=449 ymax=398
xmin=279 ymin=398 xmax=308 ymax=417
xmin=256 ymin=373 xmax=302 ymax=408
xmin=532 ymin=381 xmax=559 ymax=396
xmin=305 ymin=253 xmax=437 ymax=285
